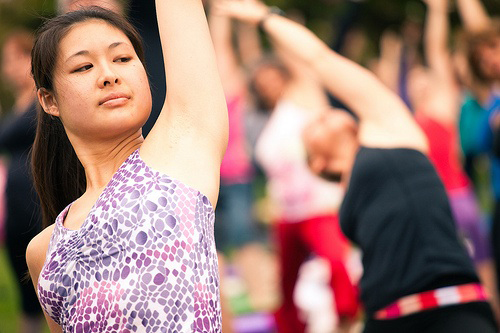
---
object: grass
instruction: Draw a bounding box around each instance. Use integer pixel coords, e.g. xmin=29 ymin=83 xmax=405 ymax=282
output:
xmin=0 ymin=246 xmax=49 ymax=333
xmin=0 ymin=246 xmax=22 ymax=333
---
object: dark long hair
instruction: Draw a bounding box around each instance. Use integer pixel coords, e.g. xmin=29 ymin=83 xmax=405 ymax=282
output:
xmin=466 ymin=20 xmax=500 ymax=84
xmin=31 ymin=7 xmax=145 ymax=228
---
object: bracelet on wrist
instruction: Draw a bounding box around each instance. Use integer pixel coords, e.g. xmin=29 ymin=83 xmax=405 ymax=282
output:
xmin=258 ymin=6 xmax=285 ymax=30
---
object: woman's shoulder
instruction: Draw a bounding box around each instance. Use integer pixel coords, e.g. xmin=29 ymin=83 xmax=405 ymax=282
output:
xmin=26 ymin=224 xmax=56 ymax=281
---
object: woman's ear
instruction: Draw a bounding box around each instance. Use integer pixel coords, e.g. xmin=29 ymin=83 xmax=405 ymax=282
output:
xmin=308 ymin=154 xmax=327 ymax=175
xmin=37 ymin=88 xmax=60 ymax=117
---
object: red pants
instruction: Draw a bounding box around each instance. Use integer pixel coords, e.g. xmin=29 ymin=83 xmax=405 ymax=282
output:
xmin=274 ymin=215 xmax=359 ymax=333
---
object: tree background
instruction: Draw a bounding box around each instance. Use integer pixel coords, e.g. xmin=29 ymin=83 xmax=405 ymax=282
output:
xmin=0 ymin=0 xmax=498 ymax=111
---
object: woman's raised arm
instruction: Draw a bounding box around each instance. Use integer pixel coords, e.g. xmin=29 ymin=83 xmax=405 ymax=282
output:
xmin=208 ymin=0 xmax=246 ymax=97
xmin=423 ymin=0 xmax=455 ymax=89
xmin=456 ymin=0 xmax=492 ymax=33
xmin=142 ymin=0 xmax=228 ymax=204
xmin=154 ymin=0 xmax=227 ymax=150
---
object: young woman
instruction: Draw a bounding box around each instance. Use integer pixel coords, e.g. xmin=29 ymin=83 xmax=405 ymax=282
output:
xmin=26 ymin=2 xmax=228 ymax=332
xmin=216 ymin=0 xmax=497 ymax=332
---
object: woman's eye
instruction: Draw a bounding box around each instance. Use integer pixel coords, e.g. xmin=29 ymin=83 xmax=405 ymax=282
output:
xmin=73 ymin=64 xmax=93 ymax=73
xmin=115 ymin=57 xmax=131 ymax=63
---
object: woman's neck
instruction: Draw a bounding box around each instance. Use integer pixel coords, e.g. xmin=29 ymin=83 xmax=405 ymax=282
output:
xmin=72 ymin=132 xmax=144 ymax=192
xmin=472 ymin=82 xmax=495 ymax=107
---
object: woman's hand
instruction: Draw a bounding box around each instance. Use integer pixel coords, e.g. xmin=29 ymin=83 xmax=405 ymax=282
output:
xmin=214 ymin=0 xmax=269 ymax=25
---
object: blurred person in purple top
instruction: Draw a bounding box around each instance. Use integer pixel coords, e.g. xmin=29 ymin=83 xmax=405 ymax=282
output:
xmin=26 ymin=2 xmax=228 ymax=332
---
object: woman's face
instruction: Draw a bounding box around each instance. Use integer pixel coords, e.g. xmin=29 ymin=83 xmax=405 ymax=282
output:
xmin=46 ymin=19 xmax=151 ymax=141
xmin=477 ymin=37 xmax=500 ymax=82
xmin=1 ymin=39 xmax=32 ymax=92
xmin=253 ymin=65 xmax=287 ymax=110
xmin=303 ymin=111 xmax=359 ymax=187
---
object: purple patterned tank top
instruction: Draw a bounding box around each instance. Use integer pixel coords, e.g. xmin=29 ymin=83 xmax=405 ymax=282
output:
xmin=37 ymin=149 xmax=221 ymax=333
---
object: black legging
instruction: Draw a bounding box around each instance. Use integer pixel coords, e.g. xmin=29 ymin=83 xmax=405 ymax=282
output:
xmin=5 ymin=180 xmax=42 ymax=316
xmin=364 ymin=302 xmax=496 ymax=333
xmin=0 ymin=103 xmax=43 ymax=317
xmin=492 ymin=200 xmax=500 ymax=294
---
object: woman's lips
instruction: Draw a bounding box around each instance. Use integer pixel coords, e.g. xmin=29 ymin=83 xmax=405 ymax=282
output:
xmin=100 ymin=97 xmax=129 ymax=107
xmin=99 ymin=93 xmax=130 ymax=107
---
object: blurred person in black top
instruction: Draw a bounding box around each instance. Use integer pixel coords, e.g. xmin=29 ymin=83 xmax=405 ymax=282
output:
xmin=216 ymin=0 xmax=497 ymax=331
xmin=1 ymin=30 xmax=43 ymax=333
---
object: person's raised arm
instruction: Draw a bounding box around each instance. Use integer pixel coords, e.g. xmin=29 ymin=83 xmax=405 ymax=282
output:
xmin=372 ymin=30 xmax=403 ymax=93
xmin=423 ymin=0 xmax=456 ymax=86
xmin=149 ymin=0 xmax=227 ymax=154
xmin=456 ymin=0 xmax=491 ymax=33
xmin=208 ymin=0 xmax=246 ymax=97
xmin=142 ymin=0 xmax=228 ymax=205
xmin=216 ymin=0 xmax=427 ymax=150
xmin=422 ymin=0 xmax=460 ymax=122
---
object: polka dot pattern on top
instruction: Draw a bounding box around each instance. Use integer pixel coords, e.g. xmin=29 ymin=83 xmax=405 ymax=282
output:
xmin=37 ymin=149 xmax=221 ymax=332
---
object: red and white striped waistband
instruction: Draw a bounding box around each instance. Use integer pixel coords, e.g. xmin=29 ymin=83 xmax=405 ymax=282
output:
xmin=374 ymin=283 xmax=488 ymax=320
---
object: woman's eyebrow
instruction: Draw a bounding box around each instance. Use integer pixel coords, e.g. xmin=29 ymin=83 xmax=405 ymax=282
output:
xmin=65 ymin=42 xmax=127 ymax=63
xmin=65 ymin=49 xmax=89 ymax=63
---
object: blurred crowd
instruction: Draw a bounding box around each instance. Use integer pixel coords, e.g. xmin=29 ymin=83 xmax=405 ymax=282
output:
xmin=0 ymin=0 xmax=499 ymax=332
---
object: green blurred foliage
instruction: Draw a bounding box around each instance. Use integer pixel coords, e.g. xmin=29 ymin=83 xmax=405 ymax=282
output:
xmin=0 ymin=0 xmax=498 ymax=112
